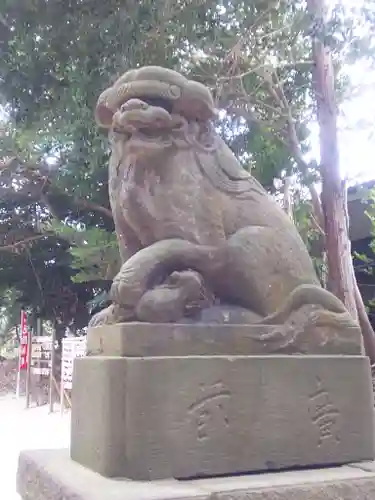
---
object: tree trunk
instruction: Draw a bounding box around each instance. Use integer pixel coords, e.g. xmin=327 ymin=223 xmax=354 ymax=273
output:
xmin=307 ymin=0 xmax=375 ymax=363
xmin=307 ymin=0 xmax=357 ymax=318
xmin=283 ymin=175 xmax=294 ymax=220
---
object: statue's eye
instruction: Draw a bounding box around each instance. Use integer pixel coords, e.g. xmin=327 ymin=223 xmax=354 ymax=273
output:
xmin=138 ymin=96 xmax=173 ymax=113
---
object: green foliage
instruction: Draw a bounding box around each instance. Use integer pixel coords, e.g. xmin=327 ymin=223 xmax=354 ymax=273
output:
xmin=0 ymin=289 xmax=22 ymax=347
xmin=366 ymin=189 xmax=375 ymax=234
xmin=365 ymin=190 xmax=375 ymax=309
xmin=0 ymin=0 xmax=375 ymax=326
xmin=47 ymin=220 xmax=120 ymax=283
xmin=353 ymin=187 xmax=375 ymax=312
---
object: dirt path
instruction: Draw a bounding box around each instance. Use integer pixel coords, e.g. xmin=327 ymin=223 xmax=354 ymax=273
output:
xmin=0 ymin=395 xmax=70 ymax=499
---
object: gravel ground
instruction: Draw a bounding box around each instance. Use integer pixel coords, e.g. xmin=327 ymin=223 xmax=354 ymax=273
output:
xmin=0 ymin=395 xmax=70 ymax=499
xmin=0 ymin=359 xmax=25 ymax=396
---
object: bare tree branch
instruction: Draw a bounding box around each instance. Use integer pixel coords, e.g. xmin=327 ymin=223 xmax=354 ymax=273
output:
xmin=261 ymin=70 xmax=325 ymax=228
xmin=0 ymin=234 xmax=48 ymax=252
xmin=283 ymin=176 xmax=294 ymax=220
xmin=217 ymin=61 xmax=313 ymax=83
xmin=74 ymin=199 xmax=113 ymax=219
xmin=0 ymin=156 xmax=113 ymax=220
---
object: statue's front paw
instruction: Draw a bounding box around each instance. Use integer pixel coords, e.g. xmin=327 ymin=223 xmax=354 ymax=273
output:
xmin=136 ymin=269 xmax=214 ymax=323
xmin=88 ymin=304 xmax=134 ymax=327
xmin=89 ymin=305 xmax=117 ymax=327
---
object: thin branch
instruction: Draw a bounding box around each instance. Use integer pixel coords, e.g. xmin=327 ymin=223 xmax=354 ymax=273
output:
xmin=310 ymin=211 xmax=325 ymax=236
xmin=283 ymin=176 xmax=294 ymax=220
xmin=0 ymin=13 xmax=11 ymax=30
xmin=0 ymin=234 xmax=48 ymax=252
xmin=262 ymin=70 xmax=325 ymax=229
xmin=40 ymin=194 xmax=61 ymax=220
xmin=215 ymin=51 xmax=324 ymax=229
xmin=25 ymin=246 xmax=45 ymax=307
xmin=217 ymin=61 xmax=313 ymax=83
xmin=0 ymin=156 xmax=113 ymax=220
xmin=74 ymin=199 xmax=113 ymax=219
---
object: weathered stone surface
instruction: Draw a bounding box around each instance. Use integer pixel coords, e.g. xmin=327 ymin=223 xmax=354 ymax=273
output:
xmin=70 ymin=355 xmax=374 ymax=480
xmin=17 ymin=449 xmax=375 ymax=500
xmin=17 ymin=449 xmax=208 ymax=500
xmin=88 ymin=65 xmax=361 ymax=353
xmin=86 ymin=322 xmax=362 ymax=358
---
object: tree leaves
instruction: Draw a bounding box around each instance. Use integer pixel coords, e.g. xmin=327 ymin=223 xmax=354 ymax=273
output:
xmin=0 ymin=0 xmax=374 ymax=329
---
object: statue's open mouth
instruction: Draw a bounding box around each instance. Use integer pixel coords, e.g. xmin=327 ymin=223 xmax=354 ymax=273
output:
xmin=112 ymin=97 xmax=178 ymax=138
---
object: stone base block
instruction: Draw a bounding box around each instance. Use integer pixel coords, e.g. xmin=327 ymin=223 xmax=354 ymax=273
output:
xmin=70 ymin=355 xmax=374 ymax=480
xmin=86 ymin=322 xmax=362 ymax=357
xmin=17 ymin=449 xmax=375 ymax=500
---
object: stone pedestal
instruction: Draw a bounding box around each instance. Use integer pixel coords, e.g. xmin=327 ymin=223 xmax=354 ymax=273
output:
xmin=70 ymin=323 xmax=374 ymax=481
xmin=17 ymin=450 xmax=375 ymax=500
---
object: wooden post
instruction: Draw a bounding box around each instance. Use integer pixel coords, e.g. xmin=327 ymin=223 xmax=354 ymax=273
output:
xmin=25 ymin=327 xmax=32 ymax=409
xmin=49 ymin=325 xmax=56 ymax=414
xmin=60 ymin=337 xmax=66 ymax=415
xmin=15 ymin=326 xmax=21 ymax=399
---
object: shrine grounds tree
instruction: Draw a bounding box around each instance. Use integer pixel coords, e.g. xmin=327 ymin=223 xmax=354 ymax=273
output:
xmin=306 ymin=0 xmax=375 ymax=361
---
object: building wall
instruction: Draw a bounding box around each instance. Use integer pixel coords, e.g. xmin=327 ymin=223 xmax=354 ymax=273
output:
xmin=347 ymin=181 xmax=374 ymax=327
xmin=352 ymin=237 xmax=375 ymax=328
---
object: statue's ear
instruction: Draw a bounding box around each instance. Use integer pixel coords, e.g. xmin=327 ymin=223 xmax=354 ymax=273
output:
xmin=95 ymin=103 xmax=113 ymax=129
xmin=95 ymin=88 xmax=114 ymax=128
xmin=174 ymin=80 xmax=217 ymax=121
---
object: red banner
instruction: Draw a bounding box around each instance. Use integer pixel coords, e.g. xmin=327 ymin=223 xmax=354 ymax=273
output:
xmin=19 ymin=311 xmax=29 ymax=370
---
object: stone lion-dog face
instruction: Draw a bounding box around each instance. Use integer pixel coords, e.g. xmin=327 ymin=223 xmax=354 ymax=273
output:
xmin=95 ymin=66 xmax=217 ymax=157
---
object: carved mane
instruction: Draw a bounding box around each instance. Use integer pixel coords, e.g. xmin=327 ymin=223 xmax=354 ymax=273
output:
xmin=110 ymin=111 xmax=266 ymax=198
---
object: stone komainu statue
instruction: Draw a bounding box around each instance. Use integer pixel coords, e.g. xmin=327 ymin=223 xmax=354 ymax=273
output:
xmin=89 ymin=66 xmax=361 ymax=353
